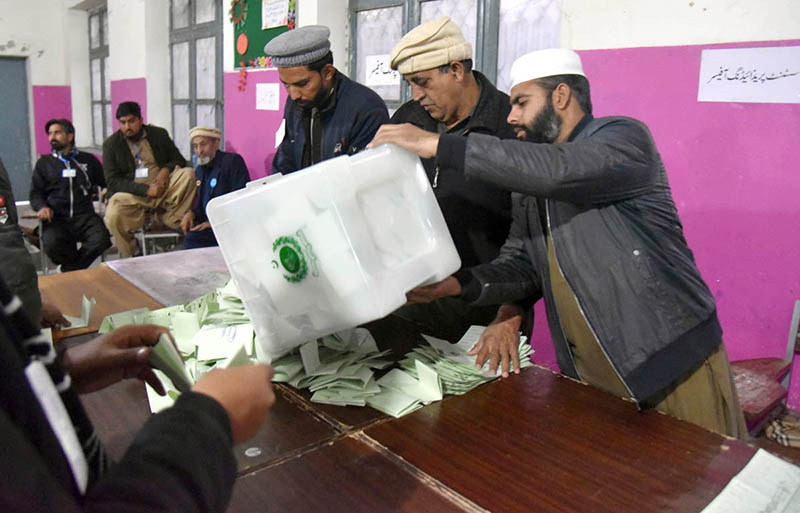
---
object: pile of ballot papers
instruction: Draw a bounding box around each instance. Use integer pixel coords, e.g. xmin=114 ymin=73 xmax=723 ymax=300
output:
xmin=97 ymin=281 xmax=534 ymax=417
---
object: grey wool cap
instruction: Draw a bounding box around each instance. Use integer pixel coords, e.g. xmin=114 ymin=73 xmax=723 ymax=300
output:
xmin=264 ymin=25 xmax=331 ymax=67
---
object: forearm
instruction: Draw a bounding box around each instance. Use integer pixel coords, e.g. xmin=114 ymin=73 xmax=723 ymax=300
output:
xmin=85 ymin=393 xmax=236 ymax=513
xmin=106 ymin=171 xmax=149 ymax=196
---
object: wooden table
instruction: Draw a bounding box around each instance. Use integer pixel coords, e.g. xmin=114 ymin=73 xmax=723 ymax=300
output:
xmin=43 ymin=255 xmax=793 ymax=513
xmin=39 ymin=265 xmax=163 ymax=340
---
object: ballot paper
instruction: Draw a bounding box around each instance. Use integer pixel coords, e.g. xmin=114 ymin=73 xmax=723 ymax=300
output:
xmin=400 ymin=327 xmax=534 ymax=396
xmin=193 ymin=324 xmax=254 ymax=361
xmin=98 ymin=307 xmax=150 ymax=333
xmin=700 ymin=449 xmax=800 ymax=513
xmin=63 ymin=295 xmax=96 ymax=329
xmin=148 ymin=333 xmax=193 ymax=393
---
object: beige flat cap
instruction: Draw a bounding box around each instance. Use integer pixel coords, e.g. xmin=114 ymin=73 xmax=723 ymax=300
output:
xmin=390 ymin=17 xmax=472 ymax=74
xmin=188 ymin=126 xmax=221 ymax=141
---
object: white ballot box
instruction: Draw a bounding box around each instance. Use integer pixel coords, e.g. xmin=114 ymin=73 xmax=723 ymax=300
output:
xmin=207 ymin=144 xmax=460 ymax=361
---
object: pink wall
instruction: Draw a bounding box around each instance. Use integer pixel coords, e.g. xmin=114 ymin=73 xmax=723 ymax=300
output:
xmin=529 ymin=40 xmax=800 ymax=407
xmin=223 ymin=69 xmax=287 ymax=179
xmin=32 ymin=86 xmax=72 ymax=156
xmin=111 ymin=78 xmax=147 ymax=131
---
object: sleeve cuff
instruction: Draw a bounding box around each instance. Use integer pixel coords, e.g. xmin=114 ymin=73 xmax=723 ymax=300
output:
xmin=435 ymin=134 xmax=467 ymax=173
xmin=453 ymin=267 xmax=481 ymax=303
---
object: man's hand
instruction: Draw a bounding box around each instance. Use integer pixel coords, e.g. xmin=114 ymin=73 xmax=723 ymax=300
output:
xmin=155 ymin=168 xmax=170 ymax=189
xmin=36 ymin=207 xmax=53 ymax=222
xmin=467 ymin=304 xmax=525 ymax=378
xmin=41 ymin=299 xmax=70 ymax=329
xmin=406 ymin=276 xmax=462 ymax=304
xmin=146 ymin=181 xmax=166 ymax=198
xmin=367 ymin=124 xmax=440 ymax=159
xmin=192 ymin=365 xmax=276 ymax=445
xmin=61 ymin=324 xmax=168 ymax=395
xmin=180 ymin=211 xmax=194 ymax=234
xmin=190 ymin=221 xmax=211 ymax=232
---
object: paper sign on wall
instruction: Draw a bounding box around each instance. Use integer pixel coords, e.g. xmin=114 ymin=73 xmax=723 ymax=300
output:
xmin=262 ymin=0 xmax=289 ymax=29
xmin=697 ymin=46 xmax=800 ymax=104
xmin=256 ymin=83 xmax=280 ymax=111
xmin=365 ymin=55 xmax=401 ymax=87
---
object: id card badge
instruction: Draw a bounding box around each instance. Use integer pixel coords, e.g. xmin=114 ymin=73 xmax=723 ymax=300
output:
xmin=62 ymin=168 xmax=76 ymax=178
xmin=135 ymin=167 xmax=149 ymax=179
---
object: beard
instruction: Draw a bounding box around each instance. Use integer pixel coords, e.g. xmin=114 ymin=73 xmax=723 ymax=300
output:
xmin=196 ymin=155 xmax=212 ymax=166
xmin=522 ymin=98 xmax=561 ymax=144
xmin=50 ymin=139 xmax=66 ymax=152
xmin=297 ymin=84 xmax=331 ymax=111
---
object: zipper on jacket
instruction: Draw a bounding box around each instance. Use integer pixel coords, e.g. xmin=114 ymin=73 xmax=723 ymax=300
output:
xmin=545 ymin=202 xmax=637 ymax=404
xmin=66 ymin=159 xmax=74 ymax=218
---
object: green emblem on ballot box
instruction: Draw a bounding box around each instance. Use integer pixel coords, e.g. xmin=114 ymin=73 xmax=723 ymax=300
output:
xmin=272 ymin=235 xmax=308 ymax=283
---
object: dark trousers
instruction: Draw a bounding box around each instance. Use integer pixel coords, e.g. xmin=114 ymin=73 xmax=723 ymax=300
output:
xmin=183 ymin=227 xmax=218 ymax=249
xmin=41 ymin=213 xmax=111 ymax=271
xmin=392 ymin=296 xmax=501 ymax=342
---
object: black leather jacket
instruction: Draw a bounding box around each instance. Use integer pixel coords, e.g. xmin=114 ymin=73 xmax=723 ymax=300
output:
xmin=440 ymin=116 xmax=721 ymax=404
xmin=391 ymin=71 xmax=514 ymax=269
xmin=0 ymin=158 xmax=41 ymax=323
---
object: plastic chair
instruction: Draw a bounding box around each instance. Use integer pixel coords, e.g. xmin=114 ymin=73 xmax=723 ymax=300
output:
xmin=731 ymin=300 xmax=800 ymax=436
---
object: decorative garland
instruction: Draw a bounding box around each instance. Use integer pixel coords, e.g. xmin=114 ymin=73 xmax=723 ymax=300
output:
xmin=229 ymin=0 xmax=247 ymax=28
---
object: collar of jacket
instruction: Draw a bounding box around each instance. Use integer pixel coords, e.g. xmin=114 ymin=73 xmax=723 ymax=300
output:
xmin=566 ymin=114 xmax=594 ymax=142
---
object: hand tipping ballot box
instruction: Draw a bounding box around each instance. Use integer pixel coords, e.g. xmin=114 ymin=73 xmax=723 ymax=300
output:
xmin=207 ymin=144 xmax=460 ymax=361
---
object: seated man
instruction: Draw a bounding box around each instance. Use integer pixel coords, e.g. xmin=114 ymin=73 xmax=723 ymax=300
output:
xmin=29 ymin=119 xmax=111 ymax=271
xmin=102 ymin=101 xmax=195 ymax=257
xmin=264 ymin=25 xmax=389 ymax=173
xmin=180 ymin=127 xmax=250 ymax=249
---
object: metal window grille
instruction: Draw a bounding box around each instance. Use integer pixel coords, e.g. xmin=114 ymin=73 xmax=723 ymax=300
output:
xmin=349 ymin=0 xmax=559 ymax=103
xmin=89 ymin=6 xmax=111 ymax=146
xmin=169 ymin=0 xmax=224 ymax=159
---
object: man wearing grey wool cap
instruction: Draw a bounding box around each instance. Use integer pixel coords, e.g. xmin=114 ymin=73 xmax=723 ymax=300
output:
xmin=265 ymin=25 xmax=389 ymax=174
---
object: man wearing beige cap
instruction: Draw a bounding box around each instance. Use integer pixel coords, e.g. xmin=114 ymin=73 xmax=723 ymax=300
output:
xmin=371 ymin=48 xmax=746 ymax=438
xmin=387 ymin=16 xmax=516 ymax=342
xmin=264 ymin=25 xmax=388 ymax=173
xmin=180 ymin=127 xmax=249 ymax=249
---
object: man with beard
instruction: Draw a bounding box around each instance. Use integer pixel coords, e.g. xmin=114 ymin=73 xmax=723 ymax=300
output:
xmin=385 ymin=17 xmax=514 ymax=342
xmin=180 ymin=126 xmax=249 ymax=249
xmin=265 ymin=25 xmax=388 ymax=174
xmin=370 ymin=49 xmax=747 ymax=438
xmin=29 ymin=119 xmax=111 ymax=271
xmin=103 ymin=102 xmax=195 ymax=257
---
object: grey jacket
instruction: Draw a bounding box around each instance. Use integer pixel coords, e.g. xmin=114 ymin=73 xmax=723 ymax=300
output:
xmin=441 ymin=116 xmax=721 ymax=404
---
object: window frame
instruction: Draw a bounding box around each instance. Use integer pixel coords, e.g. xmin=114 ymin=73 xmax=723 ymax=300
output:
xmin=88 ymin=6 xmax=111 ymax=146
xmin=348 ymin=0 xmax=500 ymax=110
xmin=169 ymin=0 xmax=225 ymax=157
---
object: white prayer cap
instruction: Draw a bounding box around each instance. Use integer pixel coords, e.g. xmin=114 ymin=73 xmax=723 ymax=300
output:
xmin=509 ymin=48 xmax=585 ymax=89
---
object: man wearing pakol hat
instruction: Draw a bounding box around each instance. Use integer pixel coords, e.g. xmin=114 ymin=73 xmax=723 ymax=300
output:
xmin=371 ymin=48 xmax=746 ymax=438
xmin=103 ymin=101 xmax=195 ymax=257
xmin=264 ymin=25 xmax=388 ymax=174
xmin=386 ymin=17 xmax=516 ymax=342
xmin=180 ymin=127 xmax=250 ymax=249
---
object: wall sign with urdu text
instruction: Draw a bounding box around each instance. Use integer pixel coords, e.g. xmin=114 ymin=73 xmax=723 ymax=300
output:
xmin=697 ymin=46 xmax=800 ymax=104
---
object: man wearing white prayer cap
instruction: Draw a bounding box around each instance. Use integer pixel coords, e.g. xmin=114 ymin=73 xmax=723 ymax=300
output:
xmin=369 ymin=48 xmax=747 ymax=439
xmin=180 ymin=126 xmax=250 ymax=249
